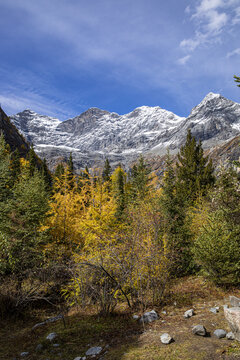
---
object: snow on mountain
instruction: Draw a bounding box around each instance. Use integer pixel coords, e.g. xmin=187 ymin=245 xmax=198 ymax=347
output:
xmin=9 ymin=93 xmax=240 ymax=169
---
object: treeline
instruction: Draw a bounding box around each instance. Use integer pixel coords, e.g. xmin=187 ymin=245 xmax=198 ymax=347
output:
xmin=0 ymin=130 xmax=239 ymax=316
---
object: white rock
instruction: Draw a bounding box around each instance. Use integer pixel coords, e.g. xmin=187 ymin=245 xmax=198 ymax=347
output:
xmin=46 ymin=332 xmax=57 ymax=341
xmin=85 ymin=347 xmax=102 ymax=356
xmin=226 ymin=332 xmax=235 ymax=340
xmin=184 ymin=309 xmax=194 ymax=318
xmin=20 ymin=353 xmax=29 ymax=357
xmin=133 ymin=315 xmax=139 ymax=320
xmin=210 ymin=307 xmax=219 ymax=314
xmin=192 ymin=325 xmax=206 ymax=336
xmin=214 ymin=329 xmax=226 ymax=339
xmin=160 ymin=333 xmax=173 ymax=344
xmin=224 ymin=306 xmax=240 ymax=341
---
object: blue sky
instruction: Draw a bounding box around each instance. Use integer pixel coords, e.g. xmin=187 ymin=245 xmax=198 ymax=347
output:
xmin=0 ymin=0 xmax=240 ymax=120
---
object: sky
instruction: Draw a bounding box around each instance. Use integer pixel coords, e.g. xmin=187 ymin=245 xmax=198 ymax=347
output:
xmin=0 ymin=0 xmax=240 ymax=120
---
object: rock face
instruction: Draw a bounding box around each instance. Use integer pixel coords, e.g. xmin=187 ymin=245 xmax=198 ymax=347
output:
xmin=224 ymin=307 xmax=240 ymax=341
xmin=9 ymin=93 xmax=240 ymax=169
xmin=0 ymin=107 xmax=29 ymax=157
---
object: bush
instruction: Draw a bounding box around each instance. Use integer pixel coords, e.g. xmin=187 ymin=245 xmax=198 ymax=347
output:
xmin=193 ymin=212 xmax=240 ymax=285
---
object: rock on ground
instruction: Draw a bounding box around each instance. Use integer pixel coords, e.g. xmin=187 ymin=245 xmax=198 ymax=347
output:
xmin=85 ymin=347 xmax=102 ymax=356
xmin=192 ymin=325 xmax=207 ymax=336
xmin=210 ymin=307 xmax=219 ymax=314
xmin=214 ymin=329 xmax=226 ymax=339
xmin=226 ymin=332 xmax=235 ymax=340
xmin=224 ymin=306 xmax=240 ymax=341
xmin=184 ymin=309 xmax=194 ymax=318
xmin=229 ymin=296 xmax=240 ymax=307
xmin=160 ymin=333 xmax=173 ymax=344
xmin=139 ymin=310 xmax=159 ymax=324
xmin=46 ymin=332 xmax=57 ymax=341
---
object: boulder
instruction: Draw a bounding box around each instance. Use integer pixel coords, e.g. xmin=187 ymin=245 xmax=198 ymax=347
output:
xmin=214 ymin=329 xmax=226 ymax=339
xmin=229 ymin=296 xmax=240 ymax=307
xmin=139 ymin=310 xmax=159 ymax=324
xmin=226 ymin=332 xmax=235 ymax=340
xmin=85 ymin=347 xmax=102 ymax=356
xmin=184 ymin=309 xmax=194 ymax=318
xmin=192 ymin=325 xmax=207 ymax=336
xmin=160 ymin=333 xmax=173 ymax=344
xmin=224 ymin=307 xmax=240 ymax=341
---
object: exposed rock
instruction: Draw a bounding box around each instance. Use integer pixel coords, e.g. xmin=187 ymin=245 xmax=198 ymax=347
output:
xmin=227 ymin=332 xmax=235 ymax=340
xmin=133 ymin=315 xmax=139 ymax=320
xmin=184 ymin=309 xmax=194 ymax=318
xmin=32 ymin=314 xmax=65 ymax=331
xmin=85 ymin=347 xmax=103 ymax=356
xmin=139 ymin=310 xmax=159 ymax=324
xmin=210 ymin=307 xmax=219 ymax=314
xmin=73 ymin=357 xmax=82 ymax=360
xmin=214 ymin=329 xmax=226 ymax=339
xmin=192 ymin=325 xmax=207 ymax=336
xmin=46 ymin=332 xmax=57 ymax=341
xmin=20 ymin=352 xmax=29 ymax=357
xmin=224 ymin=307 xmax=240 ymax=341
xmin=229 ymin=296 xmax=240 ymax=307
xmin=160 ymin=333 xmax=173 ymax=344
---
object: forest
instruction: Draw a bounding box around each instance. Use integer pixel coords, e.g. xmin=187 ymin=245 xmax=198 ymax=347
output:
xmin=0 ymin=128 xmax=240 ymax=319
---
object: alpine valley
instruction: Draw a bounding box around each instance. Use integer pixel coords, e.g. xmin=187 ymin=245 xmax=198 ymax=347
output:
xmin=9 ymin=92 xmax=240 ymax=171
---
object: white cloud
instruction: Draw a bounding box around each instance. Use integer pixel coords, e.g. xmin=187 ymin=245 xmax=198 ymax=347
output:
xmin=177 ymin=55 xmax=191 ymax=65
xmin=227 ymin=47 xmax=240 ymax=57
xmin=232 ymin=6 xmax=240 ymax=24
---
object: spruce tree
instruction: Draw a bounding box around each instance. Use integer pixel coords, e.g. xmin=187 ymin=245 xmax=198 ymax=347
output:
xmin=28 ymin=145 xmax=38 ymax=177
xmin=41 ymin=158 xmax=52 ymax=192
xmin=112 ymin=165 xmax=126 ymax=220
xmin=129 ymin=155 xmax=151 ymax=201
xmin=176 ymin=129 xmax=214 ymax=205
xmin=234 ymin=75 xmax=240 ymax=87
xmin=102 ymin=158 xmax=111 ymax=183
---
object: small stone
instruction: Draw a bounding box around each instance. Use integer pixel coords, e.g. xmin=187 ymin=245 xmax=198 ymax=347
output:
xmin=85 ymin=347 xmax=102 ymax=356
xmin=214 ymin=329 xmax=227 ymax=339
xmin=73 ymin=357 xmax=82 ymax=360
xmin=192 ymin=325 xmax=207 ymax=336
xmin=35 ymin=344 xmax=43 ymax=352
xmin=160 ymin=333 xmax=173 ymax=344
xmin=133 ymin=314 xmax=139 ymax=320
xmin=82 ymin=357 xmax=86 ymax=360
xmin=184 ymin=309 xmax=194 ymax=318
xmin=53 ymin=344 xmax=60 ymax=347
xmin=210 ymin=307 xmax=219 ymax=314
xmin=46 ymin=332 xmax=57 ymax=341
xmin=227 ymin=332 xmax=235 ymax=340
xmin=20 ymin=353 xmax=29 ymax=357
xmin=230 ymin=296 xmax=240 ymax=307
xmin=139 ymin=310 xmax=159 ymax=324
xmin=162 ymin=310 xmax=167 ymax=315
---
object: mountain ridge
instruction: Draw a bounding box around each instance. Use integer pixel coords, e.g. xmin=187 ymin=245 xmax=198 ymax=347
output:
xmin=9 ymin=93 xmax=240 ymax=169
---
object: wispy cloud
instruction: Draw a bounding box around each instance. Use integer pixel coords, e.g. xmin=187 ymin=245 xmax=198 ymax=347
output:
xmin=180 ymin=0 xmax=239 ymax=54
xmin=227 ymin=47 xmax=240 ymax=57
xmin=177 ymin=55 xmax=191 ymax=65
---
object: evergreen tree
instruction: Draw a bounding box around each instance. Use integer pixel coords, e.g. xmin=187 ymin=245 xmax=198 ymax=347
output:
xmin=28 ymin=145 xmax=38 ymax=177
xmin=54 ymin=162 xmax=65 ymax=180
xmin=102 ymin=158 xmax=111 ymax=183
xmin=67 ymin=153 xmax=74 ymax=188
xmin=111 ymin=166 xmax=126 ymax=220
xmin=160 ymin=151 xmax=192 ymax=274
xmin=41 ymin=158 xmax=52 ymax=192
xmin=10 ymin=149 xmax=21 ymax=183
xmin=234 ymin=75 xmax=240 ymax=87
xmin=129 ymin=155 xmax=151 ymax=201
xmin=176 ymin=129 xmax=215 ymax=205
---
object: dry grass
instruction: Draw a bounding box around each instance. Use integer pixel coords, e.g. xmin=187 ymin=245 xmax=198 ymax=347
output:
xmin=1 ymin=276 xmax=240 ymax=360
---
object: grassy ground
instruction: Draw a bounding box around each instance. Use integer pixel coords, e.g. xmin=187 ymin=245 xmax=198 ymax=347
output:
xmin=1 ymin=277 xmax=240 ymax=360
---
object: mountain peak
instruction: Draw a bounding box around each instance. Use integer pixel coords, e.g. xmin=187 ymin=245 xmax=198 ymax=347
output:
xmin=203 ymin=92 xmax=221 ymax=101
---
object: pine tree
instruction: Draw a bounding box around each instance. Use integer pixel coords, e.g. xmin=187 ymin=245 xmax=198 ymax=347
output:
xmin=111 ymin=166 xmax=126 ymax=220
xmin=67 ymin=153 xmax=74 ymax=188
xmin=234 ymin=75 xmax=240 ymax=87
xmin=102 ymin=158 xmax=111 ymax=183
xmin=41 ymin=158 xmax=52 ymax=192
xmin=129 ymin=155 xmax=151 ymax=201
xmin=28 ymin=145 xmax=38 ymax=177
xmin=176 ymin=129 xmax=214 ymax=205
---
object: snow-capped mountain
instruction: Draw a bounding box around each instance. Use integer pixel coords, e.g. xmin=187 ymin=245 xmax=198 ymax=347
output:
xmin=10 ymin=93 xmax=240 ymax=169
